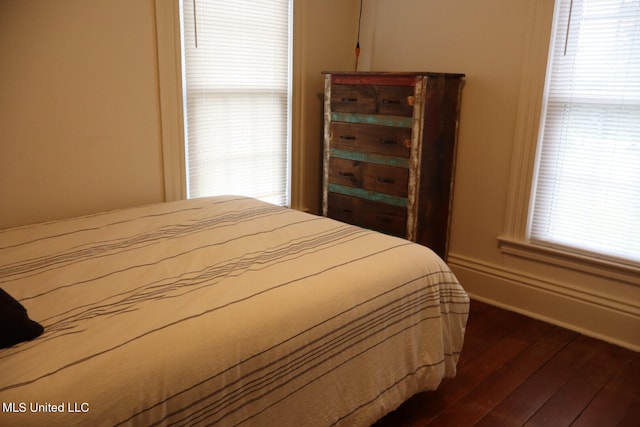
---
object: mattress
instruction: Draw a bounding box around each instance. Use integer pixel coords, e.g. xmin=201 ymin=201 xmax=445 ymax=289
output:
xmin=0 ymin=195 xmax=468 ymax=426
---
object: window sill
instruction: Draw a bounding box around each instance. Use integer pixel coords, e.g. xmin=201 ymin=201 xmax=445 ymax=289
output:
xmin=497 ymin=235 xmax=640 ymax=286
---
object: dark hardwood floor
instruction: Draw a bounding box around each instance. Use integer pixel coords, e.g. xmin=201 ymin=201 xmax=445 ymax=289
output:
xmin=375 ymin=300 xmax=640 ymax=426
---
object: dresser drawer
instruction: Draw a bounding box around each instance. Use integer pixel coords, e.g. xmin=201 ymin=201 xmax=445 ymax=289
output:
xmin=329 ymin=157 xmax=408 ymax=197
xmin=331 ymin=85 xmax=415 ymax=116
xmin=330 ymin=122 xmax=412 ymax=158
xmin=322 ymin=72 xmax=465 ymax=259
xmin=327 ymin=193 xmax=407 ymax=237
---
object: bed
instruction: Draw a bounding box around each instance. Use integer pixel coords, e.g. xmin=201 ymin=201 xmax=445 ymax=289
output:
xmin=0 ymin=195 xmax=469 ymax=426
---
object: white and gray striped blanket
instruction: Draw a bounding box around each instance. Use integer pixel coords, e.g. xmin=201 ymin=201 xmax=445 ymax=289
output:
xmin=0 ymin=196 xmax=468 ymax=426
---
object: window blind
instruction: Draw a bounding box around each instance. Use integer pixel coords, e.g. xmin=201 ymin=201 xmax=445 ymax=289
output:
xmin=181 ymin=0 xmax=292 ymax=206
xmin=531 ymin=0 xmax=640 ymax=264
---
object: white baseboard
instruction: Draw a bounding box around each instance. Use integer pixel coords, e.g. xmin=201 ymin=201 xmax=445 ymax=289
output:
xmin=447 ymin=253 xmax=640 ymax=352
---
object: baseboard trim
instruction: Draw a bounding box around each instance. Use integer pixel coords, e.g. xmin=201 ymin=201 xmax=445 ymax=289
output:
xmin=447 ymin=253 xmax=640 ymax=352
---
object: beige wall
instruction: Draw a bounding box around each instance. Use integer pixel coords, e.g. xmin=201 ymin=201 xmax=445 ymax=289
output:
xmin=1 ymin=0 xmax=637 ymax=349
xmin=0 ymin=0 xmax=165 ymax=228
xmin=291 ymin=0 xmax=361 ymax=214
xmin=0 ymin=0 xmax=356 ymax=227
xmin=357 ymin=0 xmax=639 ymax=350
xmin=361 ymin=0 xmax=531 ymax=260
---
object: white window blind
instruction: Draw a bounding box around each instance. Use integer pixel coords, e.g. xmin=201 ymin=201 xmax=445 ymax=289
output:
xmin=530 ymin=0 xmax=640 ymax=264
xmin=181 ymin=0 xmax=292 ymax=206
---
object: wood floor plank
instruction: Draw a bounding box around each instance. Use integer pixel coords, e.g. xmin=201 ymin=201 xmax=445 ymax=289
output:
xmin=454 ymin=302 xmax=525 ymax=369
xmin=373 ymin=300 xmax=640 ymax=427
xmin=379 ymin=310 xmax=552 ymax=426
xmin=572 ymin=354 xmax=640 ymax=427
xmin=617 ymin=390 xmax=640 ymax=427
xmin=426 ymin=325 xmax=576 ymax=427
xmin=476 ymin=334 xmax=609 ymax=426
xmin=523 ymin=337 xmax=633 ymax=426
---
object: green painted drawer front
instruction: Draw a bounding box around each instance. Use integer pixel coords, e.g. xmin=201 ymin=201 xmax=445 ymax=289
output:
xmin=331 ymin=84 xmax=415 ymax=117
xmin=330 ymin=122 xmax=411 ymax=158
xmin=327 ymin=192 xmax=407 ymax=237
xmin=329 ymin=157 xmax=409 ymax=198
xmin=330 ymin=148 xmax=410 ymax=169
xmin=330 ymin=112 xmax=413 ymax=128
xmin=328 ymin=184 xmax=407 ymax=207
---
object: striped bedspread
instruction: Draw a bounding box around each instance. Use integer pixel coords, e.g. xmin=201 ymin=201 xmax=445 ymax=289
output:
xmin=0 ymin=196 xmax=469 ymax=426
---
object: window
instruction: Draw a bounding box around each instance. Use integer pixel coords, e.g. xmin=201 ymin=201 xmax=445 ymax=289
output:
xmin=529 ymin=0 xmax=640 ymax=265
xmin=181 ymin=0 xmax=292 ymax=206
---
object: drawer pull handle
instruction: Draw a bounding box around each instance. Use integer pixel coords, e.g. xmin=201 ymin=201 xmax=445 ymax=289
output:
xmin=341 ymin=209 xmax=353 ymax=213
xmin=381 ymin=139 xmax=397 ymax=145
xmin=339 ymin=171 xmax=355 ymax=177
xmin=341 ymin=97 xmax=357 ymax=102
xmin=382 ymin=99 xmax=400 ymax=104
xmin=377 ymin=177 xmax=394 ymax=184
xmin=376 ymin=215 xmax=393 ymax=223
xmin=339 ymin=135 xmax=356 ymax=140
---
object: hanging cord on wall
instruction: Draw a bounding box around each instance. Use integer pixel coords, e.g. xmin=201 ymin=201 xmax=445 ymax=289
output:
xmin=355 ymin=0 xmax=363 ymax=71
xmin=193 ymin=0 xmax=199 ymax=48
xmin=563 ymin=0 xmax=574 ymax=56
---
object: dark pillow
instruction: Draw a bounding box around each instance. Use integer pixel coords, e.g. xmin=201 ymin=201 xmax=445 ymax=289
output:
xmin=0 ymin=288 xmax=44 ymax=348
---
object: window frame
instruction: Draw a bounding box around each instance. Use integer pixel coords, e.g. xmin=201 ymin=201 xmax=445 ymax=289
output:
xmin=154 ymin=0 xmax=299 ymax=207
xmin=497 ymin=0 xmax=640 ymax=285
xmin=156 ymin=0 xmax=188 ymax=201
xmin=181 ymin=0 xmax=292 ymax=205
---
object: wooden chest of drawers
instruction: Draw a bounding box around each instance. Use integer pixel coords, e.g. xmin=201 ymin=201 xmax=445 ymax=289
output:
xmin=321 ymin=72 xmax=465 ymax=260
